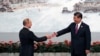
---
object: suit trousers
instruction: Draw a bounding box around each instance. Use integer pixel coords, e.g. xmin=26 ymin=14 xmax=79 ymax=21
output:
xmin=71 ymin=48 xmax=86 ymax=56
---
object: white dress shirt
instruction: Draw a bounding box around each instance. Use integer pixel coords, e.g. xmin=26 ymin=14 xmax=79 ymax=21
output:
xmin=76 ymin=21 xmax=82 ymax=29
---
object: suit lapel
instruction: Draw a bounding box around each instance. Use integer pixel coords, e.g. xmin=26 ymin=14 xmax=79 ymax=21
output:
xmin=73 ymin=22 xmax=84 ymax=35
xmin=73 ymin=23 xmax=76 ymax=34
xmin=72 ymin=23 xmax=76 ymax=34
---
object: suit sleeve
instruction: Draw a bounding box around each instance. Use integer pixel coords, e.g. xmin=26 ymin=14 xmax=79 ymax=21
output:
xmin=29 ymin=31 xmax=47 ymax=42
xmin=85 ymin=26 xmax=91 ymax=50
xmin=57 ymin=23 xmax=72 ymax=37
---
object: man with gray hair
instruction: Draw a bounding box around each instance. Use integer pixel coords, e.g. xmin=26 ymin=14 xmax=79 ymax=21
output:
xmin=19 ymin=18 xmax=52 ymax=56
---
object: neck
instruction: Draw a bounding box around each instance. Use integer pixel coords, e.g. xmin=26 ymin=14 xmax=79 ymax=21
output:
xmin=24 ymin=26 xmax=29 ymax=29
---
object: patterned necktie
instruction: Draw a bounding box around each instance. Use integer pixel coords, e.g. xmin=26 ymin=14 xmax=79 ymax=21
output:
xmin=75 ymin=24 xmax=78 ymax=34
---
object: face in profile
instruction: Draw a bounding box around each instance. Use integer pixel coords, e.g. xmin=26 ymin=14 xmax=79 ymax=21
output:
xmin=73 ymin=16 xmax=82 ymax=24
xmin=27 ymin=20 xmax=32 ymax=28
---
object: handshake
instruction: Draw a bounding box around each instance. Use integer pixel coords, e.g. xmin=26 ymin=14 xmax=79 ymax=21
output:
xmin=46 ymin=32 xmax=57 ymax=39
xmin=34 ymin=32 xmax=57 ymax=50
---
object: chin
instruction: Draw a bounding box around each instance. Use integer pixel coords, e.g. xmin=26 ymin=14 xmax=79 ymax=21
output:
xmin=74 ymin=22 xmax=78 ymax=23
xmin=29 ymin=27 xmax=31 ymax=28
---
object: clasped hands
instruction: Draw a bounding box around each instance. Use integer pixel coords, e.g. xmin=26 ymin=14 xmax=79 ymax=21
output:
xmin=46 ymin=32 xmax=57 ymax=39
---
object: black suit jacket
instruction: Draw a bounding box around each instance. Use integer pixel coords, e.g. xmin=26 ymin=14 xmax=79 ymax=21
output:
xmin=57 ymin=22 xmax=91 ymax=54
xmin=19 ymin=27 xmax=47 ymax=56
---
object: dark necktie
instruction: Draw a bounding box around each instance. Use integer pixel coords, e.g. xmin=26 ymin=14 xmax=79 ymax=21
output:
xmin=75 ymin=24 xmax=78 ymax=34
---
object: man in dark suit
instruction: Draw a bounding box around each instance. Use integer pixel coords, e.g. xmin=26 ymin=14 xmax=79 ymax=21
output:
xmin=53 ymin=12 xmax=91 ymax=56
xmin=19 ymin=18 xmax=51 ymax=56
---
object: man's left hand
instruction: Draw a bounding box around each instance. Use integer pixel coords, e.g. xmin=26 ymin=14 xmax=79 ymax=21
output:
xmin=85 ymin=50 xmax=90 ymax=54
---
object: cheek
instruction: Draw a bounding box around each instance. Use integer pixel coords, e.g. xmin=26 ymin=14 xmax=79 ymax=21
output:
xmin=30 ymin=24 xmax=32 ymax=27
xmin=78 ymin=19 xmax=81 ymax=21
xmin=31 ymin=23 xmax=32 ymax=26
xmin=73 ymin=19 xmax=75 ymax=21
xmin=74 ymin=19 xmax=77 ymax=21
xmin=28 ymin=24 xmax=31 ymax=26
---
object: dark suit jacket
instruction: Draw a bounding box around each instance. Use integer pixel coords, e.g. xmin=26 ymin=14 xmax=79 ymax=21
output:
xmin=57 ymin=22 xmax=91 ymax=54
xmin=19 ymin=27 xmax=47 ymax=56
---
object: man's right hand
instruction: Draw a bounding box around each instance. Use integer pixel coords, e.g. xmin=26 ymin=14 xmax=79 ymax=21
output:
xmin=53 ymin=32 xmax=57 ymax=36
xmin=46 ymin=32 xmax=57 ymax=39
xmin=46 ymin=34 xmax=53 ymax=39
xmin=34 ymin=44 xmax=38 ymax=49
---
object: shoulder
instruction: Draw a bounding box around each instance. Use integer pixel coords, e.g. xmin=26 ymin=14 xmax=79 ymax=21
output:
xmin=28 ymin=31 xmax=35 ymax=36
xmin=82 ymin=22 xmax=89 ymax=28
xmin=29 ymin=31 xmax=33 ymax=34
xmin=70 ymin=22 xmax=75 ymax=26
xmin=19 ymin=28 xmax=31 ymax=34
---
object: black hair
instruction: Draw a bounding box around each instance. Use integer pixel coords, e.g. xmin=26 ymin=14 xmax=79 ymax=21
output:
xmin=74 ymin=12 xmax=83 ymax=19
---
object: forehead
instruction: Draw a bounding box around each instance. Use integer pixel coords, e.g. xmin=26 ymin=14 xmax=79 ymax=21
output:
xmin=73 ymin=16 xmax=81 ymax=20
xmin=29 ymin=20 xmax=32 ymax=22
xmin=74 ymin=16 xmax=78 ymax=18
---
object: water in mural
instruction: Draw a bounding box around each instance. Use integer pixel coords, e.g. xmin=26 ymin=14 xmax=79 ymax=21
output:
xmin=0 ymin=0 xmax=100 ymax=42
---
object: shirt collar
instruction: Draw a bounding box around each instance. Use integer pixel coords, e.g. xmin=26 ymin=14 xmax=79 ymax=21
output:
xmin=78 ymin=21 xmax=82 ymax=26
xmin=76 ymin=21 xmax=82 ymax=29
xmin=24 ymin=26 xmax=29 ymax=30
